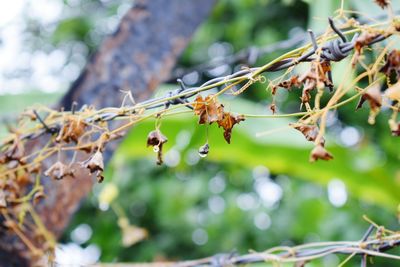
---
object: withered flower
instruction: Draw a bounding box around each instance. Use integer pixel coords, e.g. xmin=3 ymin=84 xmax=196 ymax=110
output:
xmin=146 ymin=130 xmax=168 ymax=165
xmin=44 ymin=161 xmax=74 ymax=180
xmin=310 ymin=144 xmax=333 ymax=162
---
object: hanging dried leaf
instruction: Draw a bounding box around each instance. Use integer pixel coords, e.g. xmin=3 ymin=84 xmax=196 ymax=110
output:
xmin=356 ymin=84 xmax=382 ymax=111
xmin=310 ymin=144 xmax=333 ymax=162
xmin=293 ymin=124 xmax=321 ymax=142
xmin=380 ymin=50 xmax=400 ymax=79
xmin=193 ymin=95 xmax=224 ymax=124
xmin=44 ymin=161 xmax=75 ymax=180
xmin=146 ymin=130 xmax=168 ymax=165
xmin=83 ymin=150 xmax=104 ymax=174
xmin=217 ymin=112 xmax=245 ymax=143
xmin=353 ymin=32 xmax=380 ymax=66
xmin=272 ymin=75 xmax=301 ymax=95
xmin=299 ymin=61 xmax=332 ymax=104
xmin=0 ymin=136 xmax=25 ymax=164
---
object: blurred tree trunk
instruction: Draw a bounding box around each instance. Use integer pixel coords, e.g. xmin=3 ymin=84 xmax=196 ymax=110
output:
xmin=0 ymin=0 xmax=215 ymax=266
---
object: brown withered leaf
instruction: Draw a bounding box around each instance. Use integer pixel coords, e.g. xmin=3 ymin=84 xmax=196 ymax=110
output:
xmin=299 ymin=61 xmax=332 ymax=104
xmin=146 ymin=130 xmax=168 ymax=165
xmin=193 ymin=95 xmax=224 ymax=124
xmin=353 ymin=32 xmax=380 ymax=66
xmin=356 ymin=84 xmax=382 ymax=111
xmin=272 ymin=75 xmax=301 ymax=95
xmin=374 ymin=0 xmax=389 ymax=8
xmin=380 ymin=50 xmax=400 ymax=79
xmin=56 ymin=116 xmax=86 ymax=143
xmin=310 ymin=144 xmax=333 ymax=162
xmin=0 ymin=136 xmax=25 ymax=164
xmin=293 ymin=124 xmax=321 ymax=143
xmin=44 ymin=161 xmax=75 ymax=180
xmin=217 ymin=112 xmax=245 ymax=144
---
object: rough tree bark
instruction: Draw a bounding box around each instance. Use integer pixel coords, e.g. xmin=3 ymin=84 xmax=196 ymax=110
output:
xmin=0 ymin=0 xmax=215 ymax=266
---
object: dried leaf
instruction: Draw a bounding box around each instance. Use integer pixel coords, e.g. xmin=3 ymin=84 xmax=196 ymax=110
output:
xmin=146 ymin=130 xmax=168 ymax=165
xmin=273 ymin=75 xmax=301 ymax=94
xmin=353 ymin=32 xmax=380 ymax=66
xmin=83 ymin=150 xmax=104 ymax=174
xmin=44 ymin=161 xmax=74 ymax=180
xmin=294 ymin=125 xmax=321 ymax=142
xmin=56 ymin=116 xmax=86 ymax=143
xmin=385 ymin=81 xmax=400 ymax=102
xmin=1 ymin=136 xmax=25 ymax=164
xmin=193 ymin=95 xmax=224 ymax=124
xmin=310 ymin=144 xmax=333 ymax=162
xmin=380 ymin=50 xmax=400 ymax=79
xmin=299 ymin=61 xmax=332 ymax=104
xmin=374 ymin=0 xmax=389 ymax=8
xmin=217 ymin=113 xmax=245 ymax=143
xmin=356 ymin=84 xmax=382 ymax=111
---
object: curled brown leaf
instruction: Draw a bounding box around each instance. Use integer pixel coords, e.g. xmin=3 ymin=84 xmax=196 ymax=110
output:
xmin=217 ymin=112 xmax=245 ymax=144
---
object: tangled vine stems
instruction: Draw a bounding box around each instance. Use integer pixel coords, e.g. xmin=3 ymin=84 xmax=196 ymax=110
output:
xmin=0 ymin=2 xmax=400 ymax=262
xmin=94 ymin=220 xmax=400 ymax=267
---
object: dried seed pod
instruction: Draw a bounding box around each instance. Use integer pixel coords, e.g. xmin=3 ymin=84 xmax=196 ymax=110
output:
xmin=310 ymin=144 xmax=333 ymax=162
